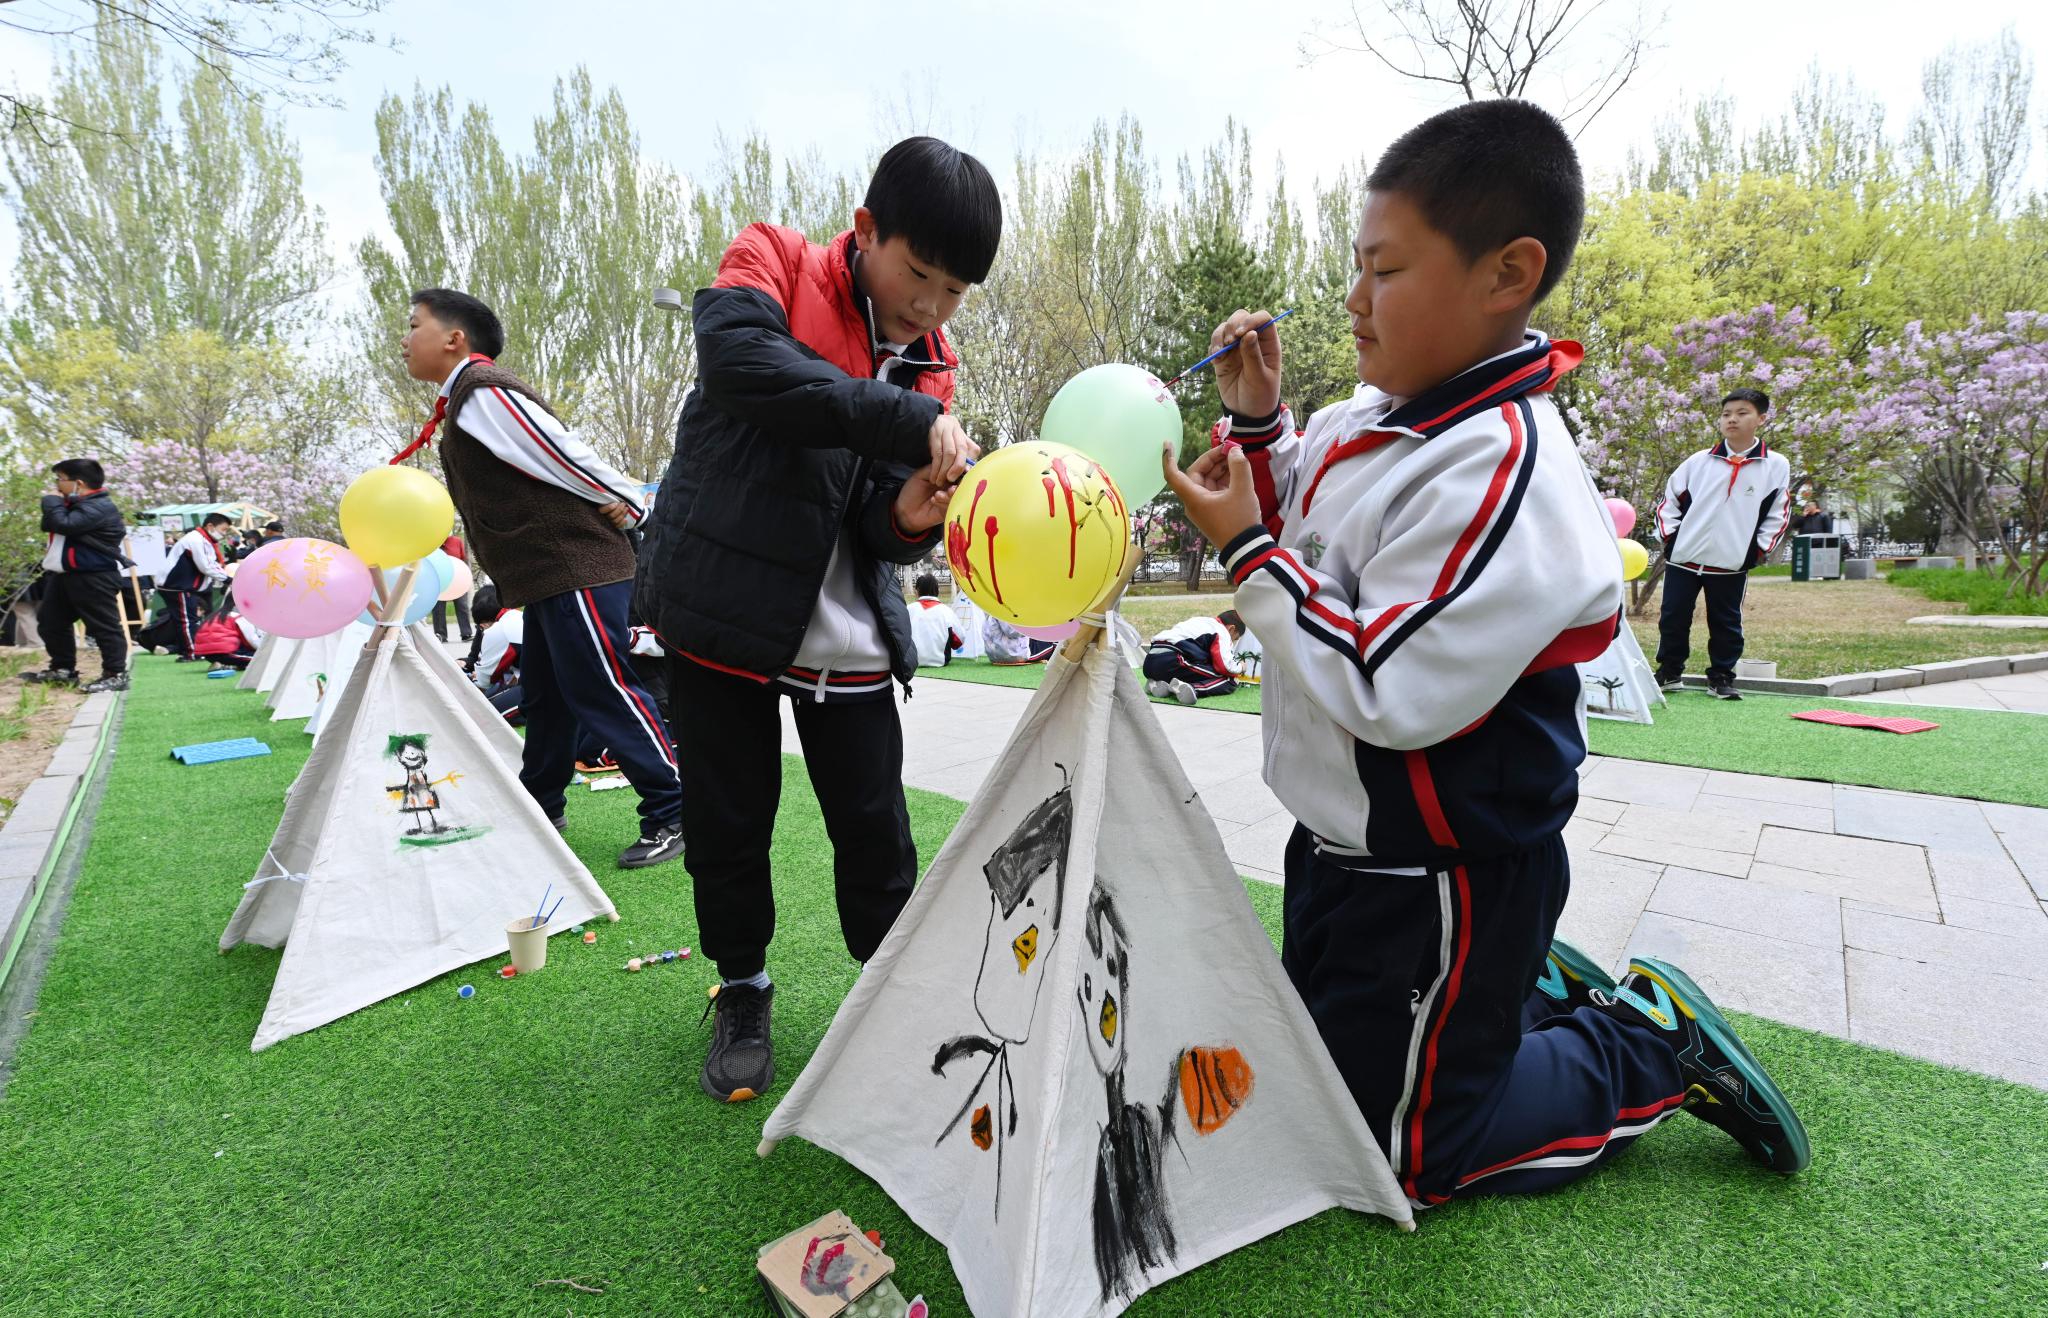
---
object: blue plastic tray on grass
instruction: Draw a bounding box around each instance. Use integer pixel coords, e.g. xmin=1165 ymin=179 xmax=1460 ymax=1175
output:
xmin=170 ymin=738 xmax=272 ymax=765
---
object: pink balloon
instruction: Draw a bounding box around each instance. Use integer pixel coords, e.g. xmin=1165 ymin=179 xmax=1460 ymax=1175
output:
xmin=438 ymin=557 xmax=474 ymax=602
xmin=230 ymin=538 xmax=375 ymax=639
xmin=1605 ymin=498 xmax=1637 ymax=538
xmin=1016 ymin=620 xmax=1080 ymax=642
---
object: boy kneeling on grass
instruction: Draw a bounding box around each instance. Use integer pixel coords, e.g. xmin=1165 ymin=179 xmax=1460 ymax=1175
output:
xmin=1164 ymin=100 xmax=1809 ymax=1206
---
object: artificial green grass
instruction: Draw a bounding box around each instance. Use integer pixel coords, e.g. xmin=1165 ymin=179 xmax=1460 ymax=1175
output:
xmin=4 ymin=657 xmax=2048 ymax=1314
xmin=922 ymin=656 xmax=1265 ymax=713
xmin=1588 ymin=687 xmax=2048 ymax=808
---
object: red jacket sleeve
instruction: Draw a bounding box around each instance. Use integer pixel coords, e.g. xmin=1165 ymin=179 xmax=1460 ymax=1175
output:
xmin=711 ymin=223 xmax=805 ymax=309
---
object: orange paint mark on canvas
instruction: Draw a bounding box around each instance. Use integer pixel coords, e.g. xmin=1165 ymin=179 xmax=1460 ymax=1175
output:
xmin=1178 ymin=1045 xmax=1254 ymax=1135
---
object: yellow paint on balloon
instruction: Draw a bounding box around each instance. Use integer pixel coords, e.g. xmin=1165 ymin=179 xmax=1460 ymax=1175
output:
xmin=944 ymin=441 xmax=1130 ymax=626
xmin=1618 ymin=538 xmax=1649 ymax=582
xmin=339 ymin=466 xmax=455 ymax=569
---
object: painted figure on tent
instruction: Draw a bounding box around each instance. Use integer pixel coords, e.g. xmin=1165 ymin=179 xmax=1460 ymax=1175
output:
xmin=1078 ymin=882 xmax=1256 ymax=1306
xmin=384 ymin=733 xmax=489 ymax=847
xmin=931 ymin=768 xmax=1073 ymax=1216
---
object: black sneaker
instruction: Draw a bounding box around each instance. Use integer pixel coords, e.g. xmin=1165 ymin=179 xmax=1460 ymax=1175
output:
xmin=80 ymin=673 xmax=129 ymax=694
xmin=1707 ymin=676 xmax=1743 ymax=701
xmin=1531 ymin=936 xmax=1617 ymax=1012
xmin=21 ymin=667 xmax=78 ymax=685
xmin=549 ymin=815 xmax=567 ymax=833
xmin=1655 ymin=669 xmax=1685 ymax=692
xmin=175 ymin=655 xmax=203 ymax=663
xmin=700 ymin=982 xmax=775 ymax=1101
xmin=1596 ymin=958 xmax=1810 ymax=1173
xmin=617 ymin=821 xmax=683 ymax=868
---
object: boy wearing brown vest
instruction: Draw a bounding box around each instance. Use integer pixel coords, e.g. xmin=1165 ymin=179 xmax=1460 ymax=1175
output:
xmin=399 ymin=288 xmax=682 ymax=868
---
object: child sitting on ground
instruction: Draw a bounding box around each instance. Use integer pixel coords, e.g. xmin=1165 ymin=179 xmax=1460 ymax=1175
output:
xmin=1142 ymin=609 xmax=1250 ymax=704
xmin=982 ymin=614 xmax=1054 ymax=666
xmin=1163 ymin=100 xmax=1809 ymax=1207
xmin=908 ymin=572 xmax=966 ymax=667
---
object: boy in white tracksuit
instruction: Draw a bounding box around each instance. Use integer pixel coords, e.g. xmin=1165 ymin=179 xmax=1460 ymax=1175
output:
xmin=907 ymin=572 xmax=964 ymax=667
xmin=1164 ymin=101 xmax=1809 ymax=1206
xmin=1651 ymin=387 xmax=1791 ymax=699
xmin=1142 ymin=611 xmax=1250 ymax=703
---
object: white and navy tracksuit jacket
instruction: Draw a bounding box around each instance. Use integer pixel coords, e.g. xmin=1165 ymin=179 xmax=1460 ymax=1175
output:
xmin=1146 ymin=616 xmax=1248 ymax=694
xmin=1653 ymin=440 xmax=1792 ymax=573
xmin=1224 ymin=335 xmax=1693 ymax=1208
xmin=908 ymin=596 xmax=965 ymax=667
xmin=162 ymin=528 xmax=230 ymax=593
xmin=1219 ymin=333 xmax=1622 ymax=870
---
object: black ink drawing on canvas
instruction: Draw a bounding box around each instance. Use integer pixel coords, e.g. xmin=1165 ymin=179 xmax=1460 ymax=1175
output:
xmin=1078 ymin=881 xmax=1257 ymax=1306
xmin=932 ymin=766 xmax=1073 ymax=1218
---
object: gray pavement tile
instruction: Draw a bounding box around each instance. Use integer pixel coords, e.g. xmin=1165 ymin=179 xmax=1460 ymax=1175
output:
xmin=1194 ymin=775 xmax=1287 ymax=828
xmin=1572 ymin=796 xmax=1626 ymax=825
xmin=1240 ymin=864 xmax=1283 ymax=888
xmin=41 ymin=746 xmax=93 ymax=779
xmin=1843 ymin=897 xmax=1940 ymax=925
xmin=74 ymin=691 xmax=113 ymax=725
xmin=1555 ymin=854 xmax=1658 ymax=975
xmin=1647 ymin=867 xmax=1843 ymax=949
xmin=1610 ymin=802 xmax=1762 ymax=854
xmin=1843 ymin=904 xmax=2048 ymax=980
xmin=1756 ymin=825 xmax=1927 ymax=885
xmin=1574 ymin=759 xmax=1706 ymax=810
xmin=1846 ymin=950 xmax=2048 ymax=1088
xmin=1832 ymin=787 xmax=2004 ymax=856
xmin=904 ymin=756 xmax=997 ymax=801
xmin=1927 ymin=847 xmax=2041 ymax=910
xmin=1701 ymin=769 xmax=1835 ymax=809
xmin=1746 ymin=859 xmax=1938 ymax=914
xmin=1223 ymin=812 xmax=1299 ymax=876
xmin=1940 ymin=894 xmax=2048 ymax=935
xmin=1561 ymin=817 xmax=1610 ymax=854
xmin=1979 ymin=802 xmax=2048 ymax=902
xmin=1625 ymin=912 xmax=1848 ymax=1037
xmin=0 ymin=876 xmax=31 ymax=949
xmin=1687 ymin=793 xmax=1835 ymax=834
xmin=1593 ymin=831 xmax=1751 ymax=878
xmin=0 ymin=829 xmax=56 ymax=883
xmin=3 ymin=776 xmax=76 ymax=834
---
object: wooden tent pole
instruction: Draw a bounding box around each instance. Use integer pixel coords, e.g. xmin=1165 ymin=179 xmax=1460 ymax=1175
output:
xmin=1059 ymin=542 xmax=1144 ymax=664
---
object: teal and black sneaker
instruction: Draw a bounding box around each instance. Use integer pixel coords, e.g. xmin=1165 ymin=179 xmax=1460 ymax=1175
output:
xmin=1532 ymin=937 xmax=1618 ymax=1012
xmin=1601 ymin=957 xmax=1812 ymax=1174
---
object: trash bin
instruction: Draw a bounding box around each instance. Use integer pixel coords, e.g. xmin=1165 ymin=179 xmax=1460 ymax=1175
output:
xmin=1791 ymin=533 xmax=1843 ymax=581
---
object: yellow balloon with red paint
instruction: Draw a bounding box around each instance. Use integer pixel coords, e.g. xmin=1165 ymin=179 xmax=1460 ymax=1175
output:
xmin=944 ymin=441 xmax=1131 ymax=626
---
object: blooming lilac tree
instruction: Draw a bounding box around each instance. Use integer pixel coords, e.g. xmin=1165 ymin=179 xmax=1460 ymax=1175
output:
xmin=1578 ymin=304 xmax=1860 ymax=611
xmin=1837 ymin=312 xmax=2048 ymax=594
xmin=106 ymin=440 xmax=354 ymax=540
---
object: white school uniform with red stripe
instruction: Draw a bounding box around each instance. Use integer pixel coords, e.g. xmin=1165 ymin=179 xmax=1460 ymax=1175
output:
xmin=441 ymin=357 xmax=646 ymax=525
xmin=1652 ymin=439 xmax=1792 ymax=574
xmin=1217 ymin=333 xmax=1623 ymax=867
xmin=1149 ymin=615 xmax=1249 ymax=678
xmin=908 ymin=595 xmax=964 ymax=667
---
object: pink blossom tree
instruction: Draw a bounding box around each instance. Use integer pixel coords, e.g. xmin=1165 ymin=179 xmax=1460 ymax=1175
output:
xmin=106 ymin=440 xmax=354 ymax=540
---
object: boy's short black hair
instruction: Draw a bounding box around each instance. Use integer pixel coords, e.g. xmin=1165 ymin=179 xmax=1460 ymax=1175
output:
xmin=203 ymin=513 xmax=233 ymax=528
xmin=1366 ymin=99 xmax=1584 ymax=304
xmin=914 ymin=572 xmax=940 ymax=597
xmin=472 ymin=584 xmax=502 ymax=624
xmin=1723 ymin=387 xmax=1771 ymax=414
xmin=411 ymin=288 xmax=505 ymax=359
xmin=51 ymin=457 xmax=104 ymax=486
xmin=264 ymin=520 xmax=284 ymax=533
xmin=1217 ymin=609 xmax=1244 ymax=635
xmin=864 ymin=136 xmax=1003 ymax=284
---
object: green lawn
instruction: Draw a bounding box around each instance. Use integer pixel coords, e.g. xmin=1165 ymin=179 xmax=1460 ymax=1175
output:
xmin=2 ymin=657 xmax=2046 ymax=1314
xmin=1889 ymin=565 xmax=2048 ymax=617
xmin=1590 ymin=688 xmax=2048 ymax=808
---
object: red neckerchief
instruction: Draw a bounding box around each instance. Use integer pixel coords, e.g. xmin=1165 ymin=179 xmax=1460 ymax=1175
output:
xmin=391 ymin=354 xmax=496 ymax=464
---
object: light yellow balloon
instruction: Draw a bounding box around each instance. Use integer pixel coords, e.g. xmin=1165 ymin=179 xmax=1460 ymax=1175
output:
xmin=1618 ymin=537 xmax=1649 ymax=581
xmin=945 ymin=441 xmax=1130 ymax=626
xmin=340 ymin=466 xmax=455 ymax=569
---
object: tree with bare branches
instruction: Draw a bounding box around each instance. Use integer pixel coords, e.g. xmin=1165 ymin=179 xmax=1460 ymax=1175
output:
xmin=1303 ymin=0 xmax=1659 ymax=133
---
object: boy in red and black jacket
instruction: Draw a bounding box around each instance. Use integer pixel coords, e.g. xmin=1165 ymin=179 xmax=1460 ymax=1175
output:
xmin=27 ymin=458 xmax=132 ymax=693
xmin=636 ymin=137 xmax=1000 ymax=1102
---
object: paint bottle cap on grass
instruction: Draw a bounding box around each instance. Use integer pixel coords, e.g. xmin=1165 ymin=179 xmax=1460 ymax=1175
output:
xmin=571 ymin=924 xmax=584 ymax=934
xmin=499 ymin=965 xmax=517 ymax=979
xmin=457 ymin=984 xmax=474 ymax=998
xmin=583 ymin=931 xmax=597 ymax=944
xmin=626 ymin=958 xmax=642 ymax=972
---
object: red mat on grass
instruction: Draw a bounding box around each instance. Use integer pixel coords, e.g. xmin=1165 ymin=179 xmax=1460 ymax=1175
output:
xmin=1791 ymin=709 xmax=1941 ymax=735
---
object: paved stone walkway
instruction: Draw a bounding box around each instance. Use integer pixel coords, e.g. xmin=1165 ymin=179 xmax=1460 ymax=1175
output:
xmin=797 ymin=675 xmax=2048 ymax=1090
xmin=1845 ymin=666 xmax=2048 ymax=713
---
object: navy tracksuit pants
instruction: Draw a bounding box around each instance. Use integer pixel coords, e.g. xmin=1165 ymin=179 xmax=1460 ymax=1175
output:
xmin=162 ymin=589 xmax=209 ymax=656
xmin=1141 ymin=638 xmax=1238 ymax=696
xmin=516 ymin=580 xmax=681 ymax=831
xmin=1282 ymin=826 xmax=1685 ymax=1206
xmin=1656 ymin=566 xmax=1748 ymax=681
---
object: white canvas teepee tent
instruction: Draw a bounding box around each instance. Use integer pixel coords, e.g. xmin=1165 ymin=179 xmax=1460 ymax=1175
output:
xmin=221 ymin=623 xmax=615 ymax=1051
xmin=1577 ymin=622 xmax=1665 ymax=725
xmin=267 ymin=625 xmax=354 ymax=720
xmin=760 ymin=636 xmax=1412 ymax=1317
xmin=238 ymin=634 xmax=281 ymax=691
xmin=252 ymin=636 xmax=300 ymax=695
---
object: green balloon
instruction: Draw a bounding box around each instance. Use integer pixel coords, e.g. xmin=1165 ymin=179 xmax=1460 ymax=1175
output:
xmin=1040 ymin=364 xmax=1180 ymax=507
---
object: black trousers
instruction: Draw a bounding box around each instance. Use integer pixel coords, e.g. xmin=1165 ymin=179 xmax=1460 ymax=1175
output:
xmin=669 ymin=656 xmax=917 ymax=981
xmin=39 ymin=571 xmax=128 ymax=676
xmin=433 ymin=594 xmax=473 ymax=641
xmin=1282 ymin=827 xmax=1683 ymax=1204
xmin=1140 ymin=639 xmax=1238 ymax=696
xmin=1655 ymin=567 xmax=1747 ymax=681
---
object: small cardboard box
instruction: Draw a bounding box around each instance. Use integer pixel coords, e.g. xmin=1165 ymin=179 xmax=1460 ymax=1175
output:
xmin=756 ymin=1211 xmax=902 ymax=1318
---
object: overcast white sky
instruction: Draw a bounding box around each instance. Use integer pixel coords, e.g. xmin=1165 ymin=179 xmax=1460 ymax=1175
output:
xmin=3 ymin=0 xmax=2046 ymax=318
